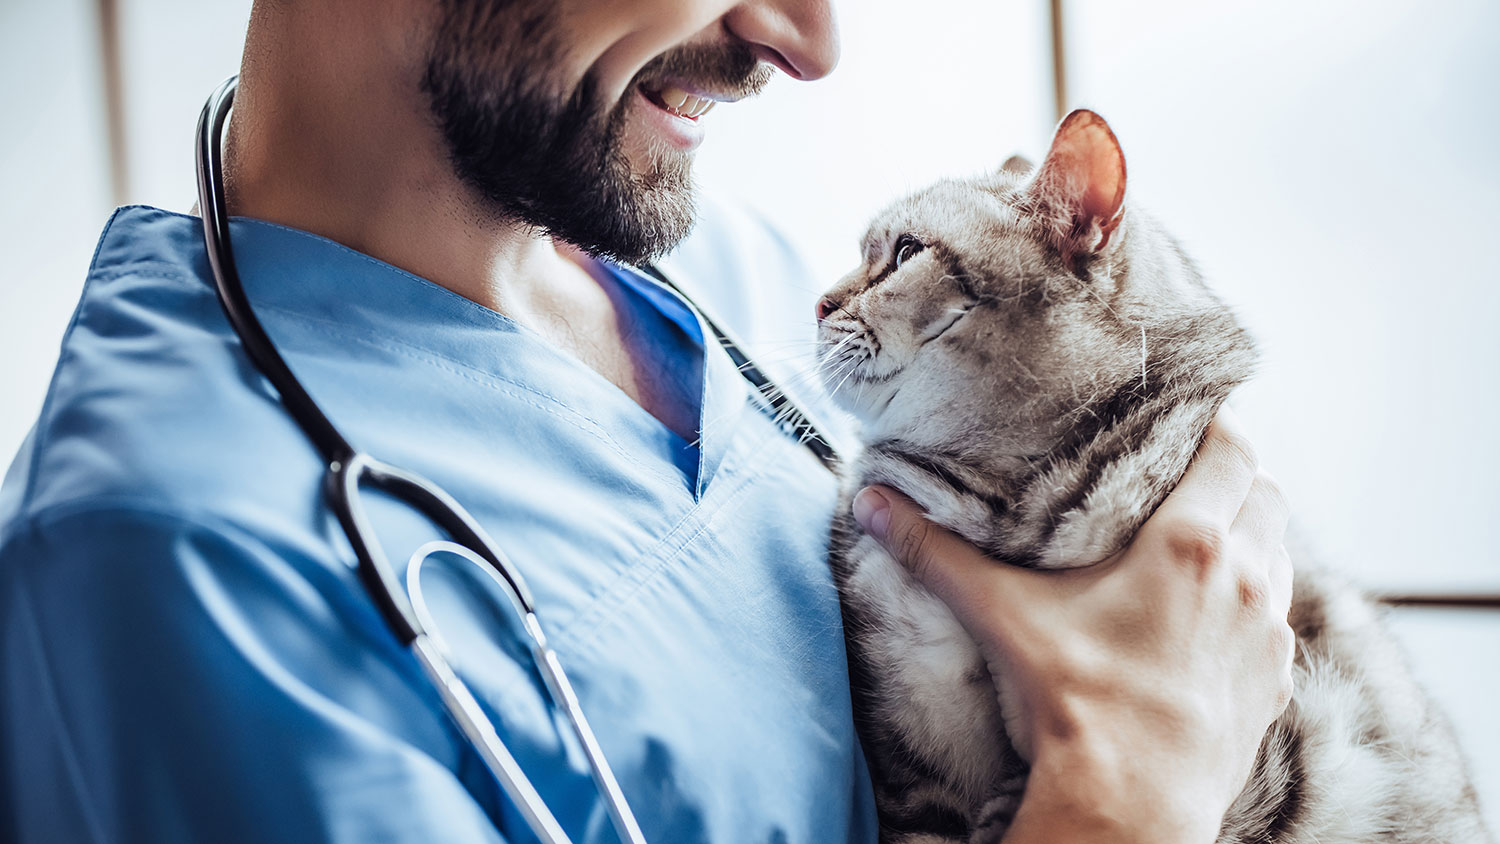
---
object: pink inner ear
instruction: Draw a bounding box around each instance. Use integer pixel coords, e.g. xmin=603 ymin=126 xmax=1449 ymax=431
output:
xmin=1032 ymin=110 xmax=1128 ymax=246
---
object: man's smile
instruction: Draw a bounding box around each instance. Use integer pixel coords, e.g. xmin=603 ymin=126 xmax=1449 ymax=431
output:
xmin=643 ymin=83 xmax=722 ymax=119
xmin=633 ymin=81 xmax=735 ymax=151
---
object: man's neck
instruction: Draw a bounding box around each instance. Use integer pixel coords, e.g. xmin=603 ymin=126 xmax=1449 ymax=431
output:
xmin=224 ymin=2 xmax=592 ymax=322
xmin=218 ymin=2 xmax=702 ymax=443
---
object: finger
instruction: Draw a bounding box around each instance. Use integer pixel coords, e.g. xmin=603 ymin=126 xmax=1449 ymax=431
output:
xmin=1152 ymin=407 xmax=1260 ymax=533
xmin=1271 ymin=620 xmax=1297 ymax=718
xmin=1230 ymin=471 xmax=1293 ymax=611
xmin=853 ymin=486 xmax=1045 ymax=645
xmin=1230 ymin=471 xmax=1291 ymax=549
xmin=1265 ymin=544 xmax=1294 ymax=619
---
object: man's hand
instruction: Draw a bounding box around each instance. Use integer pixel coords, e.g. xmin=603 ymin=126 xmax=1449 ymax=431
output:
xmin=852 ymin=409 xmax=1294 ymax=844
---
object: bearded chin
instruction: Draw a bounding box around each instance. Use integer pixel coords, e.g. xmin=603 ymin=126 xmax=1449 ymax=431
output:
xmin=560 ymin=118 xmax=699 ymax=265
xmin=423 ymin=50 xmax=700 ymax=266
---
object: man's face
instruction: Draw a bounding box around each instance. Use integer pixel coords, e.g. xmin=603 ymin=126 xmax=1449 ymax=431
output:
xmin=422 ymin=0 xmax=838 ymax=265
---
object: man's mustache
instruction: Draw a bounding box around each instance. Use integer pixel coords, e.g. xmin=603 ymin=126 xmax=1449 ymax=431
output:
xmin=633 ymin=42 xmax=775 ymax=100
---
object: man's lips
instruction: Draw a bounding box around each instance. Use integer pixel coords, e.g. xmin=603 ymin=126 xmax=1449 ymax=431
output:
xmin=633 ymin=79 xmax=752 ymax=151
xmin=633 ymin=87 xmax=706 ymax=151
xmin=639 ymin=81 xmax=742 ymax=121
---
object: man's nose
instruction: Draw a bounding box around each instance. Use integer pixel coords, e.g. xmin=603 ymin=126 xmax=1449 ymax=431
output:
xmin=723 ymin=1 xmax=840 ymax=81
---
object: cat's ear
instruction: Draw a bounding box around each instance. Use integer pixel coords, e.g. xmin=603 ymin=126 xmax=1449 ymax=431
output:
xmin=1001 ymin=154 xmax=1034 ymax=174
xmin=1023 ymin=109 xmax=1127 ymax=255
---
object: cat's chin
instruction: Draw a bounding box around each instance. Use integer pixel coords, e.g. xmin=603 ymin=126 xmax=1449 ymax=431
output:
xmin=828 ymin=381 xmax=908 ymax=429
xmin=828 ymin=398 xmax=883 ymax=429
xmin=852 ymin=415 xmax=949 ymax=455
xmin=841 ymin=405 xmax=900 ymax=438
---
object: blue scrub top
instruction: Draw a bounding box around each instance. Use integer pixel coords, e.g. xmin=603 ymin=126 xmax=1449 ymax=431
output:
xmin=0 ymin=202 xmax=876 ymax=843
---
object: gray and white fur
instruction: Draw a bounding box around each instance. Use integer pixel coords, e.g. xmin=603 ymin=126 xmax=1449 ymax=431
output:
xmin=817 ymin=110 xmax=1491 ymax=844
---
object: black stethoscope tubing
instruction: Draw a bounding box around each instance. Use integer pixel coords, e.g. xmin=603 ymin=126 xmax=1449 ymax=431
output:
xmin=193 ymin=74 xmax=837 ymax=844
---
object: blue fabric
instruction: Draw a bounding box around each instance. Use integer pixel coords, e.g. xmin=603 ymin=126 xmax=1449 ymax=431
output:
xmin=0 ymin=203 xmax=875 ymax=843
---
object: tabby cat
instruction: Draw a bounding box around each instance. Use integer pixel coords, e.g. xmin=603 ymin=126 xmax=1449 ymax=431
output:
xmin=818 ymin=110 xmax=1491 ymax=843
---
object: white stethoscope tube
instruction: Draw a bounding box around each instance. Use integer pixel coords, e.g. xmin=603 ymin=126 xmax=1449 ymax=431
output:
xmin=408 ymin=542 xmax=648 ymax=844
xmin=196 ymin=73 xmax=648 ymax=844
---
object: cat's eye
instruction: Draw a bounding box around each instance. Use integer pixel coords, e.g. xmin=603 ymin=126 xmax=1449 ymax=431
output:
xmin=893 ymin=234 xmax=925 ymax=269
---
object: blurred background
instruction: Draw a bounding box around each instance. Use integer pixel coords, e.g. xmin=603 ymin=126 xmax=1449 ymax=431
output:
xmin=2 ymin=0 xmax=1496 ymax=828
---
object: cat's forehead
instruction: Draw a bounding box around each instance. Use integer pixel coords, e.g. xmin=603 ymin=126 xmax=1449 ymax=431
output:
xmin=859 ymin=175 xmax=1048 ymax=278
xmin=864 ymin=176 xmax=1026 ymax=248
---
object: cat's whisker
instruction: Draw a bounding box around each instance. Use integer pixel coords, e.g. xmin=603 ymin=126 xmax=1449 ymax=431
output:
xmin=819 ymin=332 xmax=859 ymax=356
xmin=782 ymin=354 xmax=851 ymax=391
xmin=750 ymin=338 xmax=831 ymax=353
xmin=1138 ymin=324 xmax=1148 ymax=391
xmin=732 ymin=349 xmax=825 ymax=374
xmin=738 ymin=352 xmax=844 ymax=394
xmin=827 ymin=359 xmax=862 ymax=401
xmin=812 ymin=356 xmax=852 ymax=397
xmin=816 ymin=353 xmax=851 ymax=382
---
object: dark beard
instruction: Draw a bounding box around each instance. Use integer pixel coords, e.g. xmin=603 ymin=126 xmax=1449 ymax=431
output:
xmin=421 ymin=2 xmax=770 ymax=265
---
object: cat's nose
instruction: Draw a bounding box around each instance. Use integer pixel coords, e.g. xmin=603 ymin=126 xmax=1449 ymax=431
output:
xmin=816 ymin=296 xmax=839 ymax=321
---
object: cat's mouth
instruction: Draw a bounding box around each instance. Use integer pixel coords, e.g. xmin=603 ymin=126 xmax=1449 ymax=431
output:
xmin=817 ymin=324 xmax=900 ymax=414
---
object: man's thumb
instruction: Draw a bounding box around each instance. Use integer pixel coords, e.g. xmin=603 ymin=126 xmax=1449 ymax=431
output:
xmin=852 ymin=486 xmax=1037 ymax=632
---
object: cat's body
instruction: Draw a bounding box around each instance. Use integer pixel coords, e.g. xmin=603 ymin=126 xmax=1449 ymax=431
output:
xmin=818 ymin=111 xmax=1490 ymax=843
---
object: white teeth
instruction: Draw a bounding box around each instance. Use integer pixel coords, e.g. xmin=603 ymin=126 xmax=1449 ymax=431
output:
xmin=660 ymin=86 xmax=690 ymax=110
xmin=655 ymin=84 xmax=716 ymax=119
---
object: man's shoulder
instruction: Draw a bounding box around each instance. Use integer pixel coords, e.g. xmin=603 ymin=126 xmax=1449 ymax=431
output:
xmin=0 ymin=206 xmax=317 ymax=537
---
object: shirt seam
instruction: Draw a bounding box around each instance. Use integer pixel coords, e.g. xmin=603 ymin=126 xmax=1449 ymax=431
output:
xmin=29 ymin=212 xmax=684 ymax=491
xmin=554 ymin=422 xmax=782 ymax=651
xmin=73 ymin=208 xmax=745 ymax=494
xmin=113 ymin=205 xmax=561 ymax=333
xmin=85 ymin=260 xmax=197 ymax=285
xmin=7 ymin=486 xmax=757 ymax=684
xmin=105 ymin=207 xmax=724 ymax=445
xmin=251 ymin=302 xmax=690 ymax=490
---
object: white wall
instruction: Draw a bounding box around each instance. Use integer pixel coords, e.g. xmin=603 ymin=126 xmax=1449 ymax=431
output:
xmin=0 ymin=0 xmax=252 ymax=459
xmin=1064 ymin=0 xmax=1500 ymax=597
xmin=693 ymin=2 xmax=1054 ymax=285
xmin=0 ymin=0 xmax=113 ymax=457
xmin=0 ymin=0 xmax=1495 ymax=829
xmin=115 ymin=0 xmax=252 ymax=212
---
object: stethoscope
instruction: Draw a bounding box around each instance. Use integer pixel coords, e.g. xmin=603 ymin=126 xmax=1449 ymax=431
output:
xmin=195 ymin=75 xmax=837 ymax=844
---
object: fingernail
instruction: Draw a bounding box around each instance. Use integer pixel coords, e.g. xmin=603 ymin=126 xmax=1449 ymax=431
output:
xmin=853 ymin=487 xmax=891 ymax=539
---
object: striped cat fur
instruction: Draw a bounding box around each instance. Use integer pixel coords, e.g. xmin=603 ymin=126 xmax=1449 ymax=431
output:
xmin=817 ymin=110 xmax=1491 ymax=844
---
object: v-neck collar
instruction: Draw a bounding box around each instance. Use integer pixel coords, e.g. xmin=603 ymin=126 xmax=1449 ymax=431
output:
xmin=119 ymin=207 xmax=747 ymax=500
xmin=602 ymin=263 xmax=748 ymax=498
